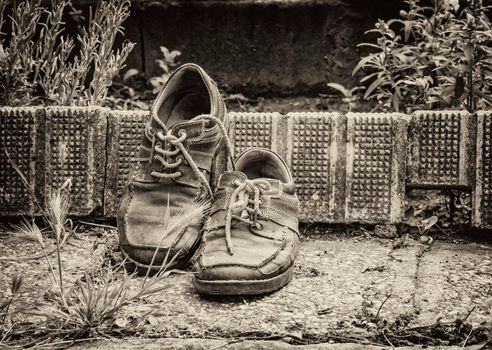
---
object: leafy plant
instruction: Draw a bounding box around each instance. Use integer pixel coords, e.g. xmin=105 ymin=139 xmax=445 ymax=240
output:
xmin=149 ymin=46 xmax=181 ymax=94
xmin=0 ymin=0 xmax=134 ymax=107
xmin=351 ymin=0 xmax=492 ymax=112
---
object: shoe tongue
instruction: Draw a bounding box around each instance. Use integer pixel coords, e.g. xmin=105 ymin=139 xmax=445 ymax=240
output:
xmin=170 ymin=118 xmax=208 ymax=139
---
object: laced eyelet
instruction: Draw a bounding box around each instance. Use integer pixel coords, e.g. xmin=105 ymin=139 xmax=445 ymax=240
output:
xmin=251 ymin=222 xmax=263 ymax=230
xmin=177 ymin=129 xmax=187 ymax=137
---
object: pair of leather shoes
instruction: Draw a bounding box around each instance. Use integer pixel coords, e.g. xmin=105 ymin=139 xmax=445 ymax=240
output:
xmin=117 ymin=64 xmax=299 ymax=295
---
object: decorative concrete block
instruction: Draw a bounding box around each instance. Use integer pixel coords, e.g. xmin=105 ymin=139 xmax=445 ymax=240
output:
xmin=473 ymin=112 xmax=492 ymax=228
xmin=408 ymin=110 xmax=474 ymax=188
xmin=104 ymin=110 xmax=149 ymax=217
xmin=44 ymin=107 xmax=107 ymax=216
xmin=0 ymin=108 xmax=43 ymax=216
xmin=345 ymin=113 xmax=407 ymax=223
xmin=285 ymin=112 xmax=345 ymax=222
xmin=228 ymin=112 xmax=289 ymax=161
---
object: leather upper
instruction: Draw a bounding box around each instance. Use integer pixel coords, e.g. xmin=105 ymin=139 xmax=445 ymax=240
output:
xmin=193 ymin=150 xmax=300 ymax=281
xmin=117 ymin=64 xmax=228 ymax=266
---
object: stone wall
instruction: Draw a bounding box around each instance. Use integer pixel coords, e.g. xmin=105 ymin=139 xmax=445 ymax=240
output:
xmin=76 ymin=0 xmax=405 ymax=96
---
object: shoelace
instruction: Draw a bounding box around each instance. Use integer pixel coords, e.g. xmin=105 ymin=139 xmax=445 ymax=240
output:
xmin=139 ymin=112 xmax=235 ymax=199
xmin=224 ymin=179 xmax=271 ymax=255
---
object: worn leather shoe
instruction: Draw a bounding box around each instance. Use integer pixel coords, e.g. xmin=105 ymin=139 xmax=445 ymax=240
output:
xmin=118 ymin=63 xmax=233 ymax=272
xmin=192 ymin=148 xmax=300 ymax=295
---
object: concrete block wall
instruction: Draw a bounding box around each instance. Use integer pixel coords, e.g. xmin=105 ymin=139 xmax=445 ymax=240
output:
xmin=0 ymin=108 xmax=41 ymax=216
xmin=1 ymin=107 xmax=491 ymax=229
xmin=474 ymin=111 xmax=492 ymax=228
xmin=407 ymin=111 xmax=476 ymax=188
xmin=226 ymin=112 xmax=407 ymax=223
xmin=104 ymin=110 xmax=149 ymax=217
xmin=0 ymin=107 xmax=106 ymax=216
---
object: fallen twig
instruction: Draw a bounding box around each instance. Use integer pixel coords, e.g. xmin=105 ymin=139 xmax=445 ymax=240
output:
xmin=388 ymin=252 xmax=403 ymax=262
xmin=382 ymin=330 xmax=394 ymax=348
xmin=75 ymin=220 xmax=117 ymax=230
xmin=376 ymin=294 xmax=392 ymax=322
xmin=462 ymin=326 xmax=474 ymax=349
xmin=461 ymin=306 xmax=476 ymax=324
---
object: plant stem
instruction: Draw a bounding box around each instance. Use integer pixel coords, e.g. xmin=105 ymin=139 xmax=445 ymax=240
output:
xmin=55 ymin=225 xmax=67 ymax=308
xmin=1 ymin=298 xmax=13 ymax=326
xmin=41 ymin=245 xmax=59 ymax=287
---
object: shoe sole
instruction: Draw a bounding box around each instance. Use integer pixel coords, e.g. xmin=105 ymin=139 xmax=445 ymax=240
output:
xmin=120 ymin=248 xmax=181 ymax=275
xmin=192 ymin=264 xmax=295 ymax=296
xmin=120 ymin=241 xmax=199 ymax=275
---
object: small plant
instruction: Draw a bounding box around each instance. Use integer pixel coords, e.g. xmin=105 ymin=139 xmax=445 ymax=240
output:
xmin=105 ymin=69 xmax=151 ymax=110
xmin=46 ymin=179 xmax=72 ymax=304
xmin=0 ymin=0 xmax=134 ymax=107
xmin=349 ymin=0 xmax=492 ymax=112
xmin=106 ymin=46 xmax=182 ymax=110
xmin=149 ymin=46 xmax=181 ymax=94
xmin=42 ymin=254 xmax=179 ymax=335
xmin=2 ymin=154 xmax=189 ymax=346
xmin=326 ymin=83 xmax=364 ymax=112
xmin=0 ymin=274 xmax=23 ymax=328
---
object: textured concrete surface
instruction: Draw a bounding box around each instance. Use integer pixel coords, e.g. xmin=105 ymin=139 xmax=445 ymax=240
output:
xmin=108 ymin=234 xmax=491 ymax=340
xmin=44 ymin=107 xmax=108 ymax=216
xmin=0 ymin=226 xmax=491 ymax=347
xmin=72 ymin=338 xmax=484 ymax=350
xmin=475 ymin=111 xmax=492 ymax=228
xmin=104 ymin=110 xmax=149 ymax=217
xmin=0 ymin=107 xmax=108 ymax=217
xmin=0 ymin=108 xmax=44 ymax=216
xmin=408 ymin=111 xmax=475 ymax=188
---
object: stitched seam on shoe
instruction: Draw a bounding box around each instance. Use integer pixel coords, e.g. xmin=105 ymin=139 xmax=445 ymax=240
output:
xmin=260 ymin=227 xmax=296 ymax=276
xmin=189 ymin=133 xmax=221 ymax=145
xmin=123 ymin=176 xmax=135 ymax=245
xmin=188 ymin=150 xmax=215 ymax=156
xmin=269 ymin=200 xmax=298 ymax=222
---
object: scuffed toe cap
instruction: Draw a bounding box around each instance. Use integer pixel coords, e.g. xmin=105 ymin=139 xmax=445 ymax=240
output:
xmin=119 ymin=221 xmax=202 ymax=268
